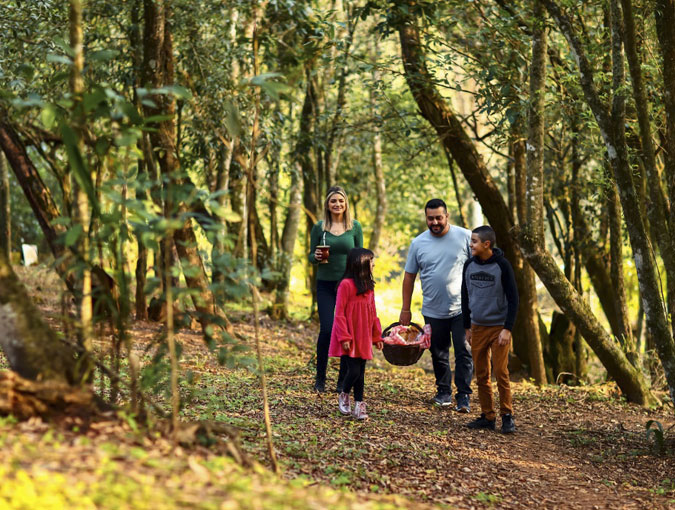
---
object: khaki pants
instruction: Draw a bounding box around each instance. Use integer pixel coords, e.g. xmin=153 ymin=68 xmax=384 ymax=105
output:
xmin=471 ymin=325 xmax=512 ymax=420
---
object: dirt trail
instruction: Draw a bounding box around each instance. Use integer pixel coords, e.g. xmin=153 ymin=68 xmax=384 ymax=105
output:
xmin=211 ymin=317 xmax=675 ymax=510
xmin=3 ymin=268 xmax=673 ymax=510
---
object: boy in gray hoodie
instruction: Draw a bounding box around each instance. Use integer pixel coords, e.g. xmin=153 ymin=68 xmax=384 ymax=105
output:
xmin=461 ymin=226 xmax=519 ymax=433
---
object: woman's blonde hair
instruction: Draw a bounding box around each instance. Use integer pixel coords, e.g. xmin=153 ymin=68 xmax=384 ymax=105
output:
xmin=322 ymin=186 xmax=353 ymax=231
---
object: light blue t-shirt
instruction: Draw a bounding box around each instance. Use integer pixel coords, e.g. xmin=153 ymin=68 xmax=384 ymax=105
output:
xmin=404 ymin=226 xmax=472 ymax=319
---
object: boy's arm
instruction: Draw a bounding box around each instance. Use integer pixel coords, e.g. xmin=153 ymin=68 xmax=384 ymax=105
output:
xmin=461 ymin=260 xmax=472 ymax=330
xmin=499 ymin=258 xmax=519 ymax=331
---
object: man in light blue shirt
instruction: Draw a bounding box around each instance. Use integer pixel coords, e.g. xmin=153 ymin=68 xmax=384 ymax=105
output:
xmin=400 ymin=198 xmax=473 ymax=411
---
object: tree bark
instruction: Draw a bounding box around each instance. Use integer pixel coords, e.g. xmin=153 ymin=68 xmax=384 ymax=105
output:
xmin=368 ymin=38 xmax=387 ymax=254
xmin=544 ymin=0 xmax=673 ymax=403
xmin=273 ymin=162 xmax=303 ymax=319
xmin=526 ymin=2 xmax=547 ymax=246
xmin=142 ymin=0 xmax=231 ymax=338
xmin=0 ymin=152 xmax=10 ymax=260
xmin=522 ymin=1 xmax=548 ymax=385
xmin=511 ymin=130 xmax=533 ymax=365
xmin=397 ymin=14 xmax=546 ymax=379
xmin=69 ymin=0 xmax=94 ymax=363
xmin=324 ymin=3 xmax=358 ymax=187
xmin=653 ymin=3 xmax=675 ymax=387
xmin=0 ymin=113 xmax=75 ymax=292
xmin=607 ymin=174 xmax=633 ymax=348
xmin=131 ymin=0 xmax=148 ymax=320
xmin=0 ymin=250 xmax=80 ymax=384
xmin=298 ymin=67 xmax=320 ymax=303
xmin=517 ymin=233 xmax=654 ymax=404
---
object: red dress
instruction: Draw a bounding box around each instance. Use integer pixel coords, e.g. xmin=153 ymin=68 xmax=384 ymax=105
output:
xmin=328 ymin=278 xmax=382 ymax=360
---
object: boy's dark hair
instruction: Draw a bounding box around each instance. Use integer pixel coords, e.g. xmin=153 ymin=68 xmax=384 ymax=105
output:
xmin=425 ymin=198 xmax=447 ymax=212
xmin=472 ymin=225 xmax=497 ymax=249
xmin=342 ymin=247 xmax=375 ymax=295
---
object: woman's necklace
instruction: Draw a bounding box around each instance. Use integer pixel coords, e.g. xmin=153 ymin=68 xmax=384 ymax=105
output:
xmin=329 ymin=222 xmax=345 ymax=236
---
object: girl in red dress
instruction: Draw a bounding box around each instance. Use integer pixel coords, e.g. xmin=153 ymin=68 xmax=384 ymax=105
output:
xmin=328 ymin=248 xmax=383 ymax=420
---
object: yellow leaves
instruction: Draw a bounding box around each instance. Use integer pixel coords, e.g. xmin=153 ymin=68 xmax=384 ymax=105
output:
xmin=187 ymin=455 xmax=211 ymax=482
xmin=0 ymin=466 xmax=96 ymax=510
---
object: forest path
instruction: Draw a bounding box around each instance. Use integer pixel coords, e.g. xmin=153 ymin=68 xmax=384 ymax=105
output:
xmin=190 ymin=315 xmax=675 ymax=510
xmin=2 ymin=264 xmax=674 ymax=510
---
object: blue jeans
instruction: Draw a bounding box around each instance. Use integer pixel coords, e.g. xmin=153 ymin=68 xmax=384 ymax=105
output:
xmin=424 ymin=314 xmax=473 ymax=398
xmin=316 ymin=280 xmax=347 ymax=388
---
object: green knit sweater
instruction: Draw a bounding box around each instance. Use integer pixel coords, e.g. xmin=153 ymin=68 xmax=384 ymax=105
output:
xmin=308 ymin=220 xmax=363 ymax=281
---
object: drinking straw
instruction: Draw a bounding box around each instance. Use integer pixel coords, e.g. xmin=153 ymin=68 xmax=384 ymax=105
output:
xmin=322 ymin=232 xmax=326 ymax=245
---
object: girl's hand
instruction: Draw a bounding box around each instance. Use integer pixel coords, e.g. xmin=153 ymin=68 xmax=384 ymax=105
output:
xmin=341 ymin=340 xmax=351 ymax=351
xmin=314 ymin=247 xmax=323 ymax=261
xmin=375 ymin=341 xmax=384 ymax=350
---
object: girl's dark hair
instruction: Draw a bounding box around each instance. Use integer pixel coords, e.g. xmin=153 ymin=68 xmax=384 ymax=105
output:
xmin=342 ymin=248 xmax=375 ymax=295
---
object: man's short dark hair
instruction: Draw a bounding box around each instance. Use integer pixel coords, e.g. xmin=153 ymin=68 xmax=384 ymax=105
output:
xmin=425 ymin=198 xmax=447 ymax=212
xmin=472 ymin=225 xmax=497 ymax=248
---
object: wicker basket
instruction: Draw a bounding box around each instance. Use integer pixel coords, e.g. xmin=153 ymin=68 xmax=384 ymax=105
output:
xmin=381 ymin=322 xmax=425 ymax=366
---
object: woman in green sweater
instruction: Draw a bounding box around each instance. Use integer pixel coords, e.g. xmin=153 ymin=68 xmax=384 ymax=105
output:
xmin=309 ymin=186 xmax=363 ymax=392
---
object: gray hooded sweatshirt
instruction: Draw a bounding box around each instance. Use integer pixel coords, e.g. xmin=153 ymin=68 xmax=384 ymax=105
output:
xmin=461 ymin=248 xmax=519 ymax=330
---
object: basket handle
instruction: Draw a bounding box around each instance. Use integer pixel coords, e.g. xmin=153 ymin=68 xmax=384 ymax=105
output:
xmin=381 ymin=321 xmax=423 ymax=339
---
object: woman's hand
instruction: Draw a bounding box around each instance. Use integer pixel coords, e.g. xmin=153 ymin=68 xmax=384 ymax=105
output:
xmin=314 ymin=247 xmax=323 ymax=261
xmin=375 ymin=341 xmax=384 ymax=350
xmin=341 ymin=340 xmax=351 ymax=351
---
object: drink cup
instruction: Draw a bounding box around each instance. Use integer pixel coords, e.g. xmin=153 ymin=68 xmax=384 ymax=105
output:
xmin=317 ymin=245 xmax=330 ymax=264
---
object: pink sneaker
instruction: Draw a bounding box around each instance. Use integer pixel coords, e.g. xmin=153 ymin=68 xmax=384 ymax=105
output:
xmin=338 ymin=392 xmax=351 ymax=415
xmin=352 ymin=401 xmax=368 ymax=420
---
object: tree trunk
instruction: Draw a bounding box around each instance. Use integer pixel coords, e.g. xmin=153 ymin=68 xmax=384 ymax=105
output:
xmin=523 ymin=1 xmax=548 ymax=385
xmin=0 ymin=115 xmax=74 ymax=291
xmin=368 ymin=38 xmax=387 ymax=254
xmin=544 ymin=0 xmax=672 ymax=403
xmin=212 ymin=141 xmax=236 ymax=298
xmin=547 ymin=311 xmax=577 ymax=384
xmin=324 ymin=3 xmax=358 ymax=187
xmin=298 ymin=68 xmax=320 ymax=304
xmin=510 ymin=128 xmax=530 ymax=365
xmin=130 ymin=0 xmax=148 ymax=320
xmin=607 ymin=173 xmax=633 ymax=348
xmin=397 ymin=14 xmax=546 ymax=379
xmin=68 ymin=0 xmax=95 ymax=371
xmin=0 ymin=250 xmax=80 ymax=384
xmin=142 ymin=0 xmax=231 ymax=337
xmin=517 ymin=234 xmax=654 ymax=404
xmin=653 ymin=1 xmax=675 ymax=402
xmin=273 ymin=163 xmax=303 ymax=319
xmin=0 ymin=152 xmax=10 ymax=260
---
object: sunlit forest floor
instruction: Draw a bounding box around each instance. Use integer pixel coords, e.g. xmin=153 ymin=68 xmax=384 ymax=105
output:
xmin=0 ymin=265 xmax=674 ymax=509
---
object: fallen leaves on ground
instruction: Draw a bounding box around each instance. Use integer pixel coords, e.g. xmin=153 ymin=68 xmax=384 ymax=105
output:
xmin=1 ymin=287 xmax=674 ymax=509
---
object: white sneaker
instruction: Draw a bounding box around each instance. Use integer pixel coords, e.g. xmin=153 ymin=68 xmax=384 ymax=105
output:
xmin=352 ymin=401 xmax=368 ymax=420
xmin=338 ymin=392 xmax=351 ymax=415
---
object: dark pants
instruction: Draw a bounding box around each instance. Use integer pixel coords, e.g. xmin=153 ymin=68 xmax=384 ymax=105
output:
xmin=316 ymin=279 xmax=347 ymax=388
xmin=343 ymin=356 xmax=366 ymax=401
xmin=424 ymin=314 xmax=473 ymax=398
